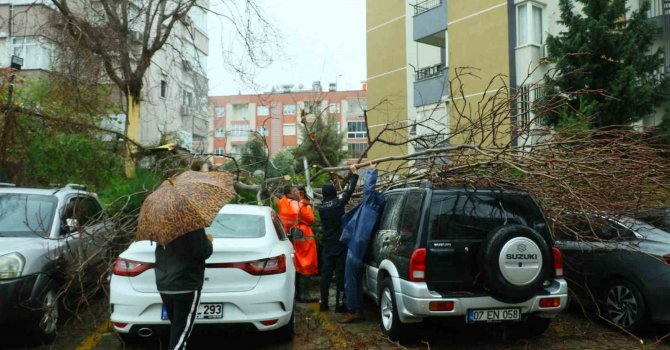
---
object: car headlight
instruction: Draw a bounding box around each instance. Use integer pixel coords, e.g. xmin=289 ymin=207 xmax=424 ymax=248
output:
xmin=0 ymin=253 xmax=25 ymax=279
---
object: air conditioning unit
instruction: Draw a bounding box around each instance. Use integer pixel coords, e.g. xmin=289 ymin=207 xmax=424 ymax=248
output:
xmin=129 ymin=30 xmax=142 ymax=44
xmin=540 ymin=43 xmax=550 ymax=61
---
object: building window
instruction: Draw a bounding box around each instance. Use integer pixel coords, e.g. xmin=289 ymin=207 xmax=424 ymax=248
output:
xmin=348 ymin=143 xmax=368 ymax=159
xmin=283 ymin=104 xmax=296 ymax=115
xmin=230 ymin=124 xmax=250 ymax=136
xmin=215 ymin=128 xmax=226 ymax=137
xmin=347 ymin=99 xmax=367 ymax=116
xmin=329 ymin=103 xmax=340 ymax=114
xmin=257 ymin=126 xmax=268 ymax=136
xmin=283 ymin=123 xmax=296 ymax=136
xmin=160 ymin=80 xmax=167 ymax=98
xmin=517 ymin=2 xmax=543 ymax=46
xmin=257 ymin=105 xmax=269 ymax=116
xmin=303 ymin=100 xmax=322 ymax=114
xmin=516 ymin=85 xmax=530 ymax=128
xmin=347 ymin=121 xmax=367 ymax=138
xmin=231 ymin=104 xmax=249 ymax=120
xmin=230 ymin=145 xmax=241 ymax=155
xmin=182 ymin=90 xmax=194 ymax=107
xmin=12 ymin=37 xmax=52 ymax=70
xmin=214 ymin=107 xmax=225 ymax=118
xmin=215 ymin=148 xmax=225 ymax=156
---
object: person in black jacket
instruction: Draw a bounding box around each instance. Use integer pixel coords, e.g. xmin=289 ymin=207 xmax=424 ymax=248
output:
xmin=317 ymin=164 xmax=359 ymax=312
xmin=155 ymin=228 xmax=213 ymax=350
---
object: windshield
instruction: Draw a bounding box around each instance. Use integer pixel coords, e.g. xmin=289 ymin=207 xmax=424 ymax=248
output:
xmin=0 ymin=194 xmax=58 ymax=237
xmin=207 ymin=213 xmax=266 ymax=238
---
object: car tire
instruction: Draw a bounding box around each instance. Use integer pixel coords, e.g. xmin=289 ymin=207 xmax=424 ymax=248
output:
xmin=506 ymin=315 xmax=551 ymax=339
xmin=479 ymin=225 xmax=551 ymax=303
xmin=274 ymin=307 xmax=295 ymax=342
xmin=602 ymin=279 xmax=649 ymax=333
xmin=34 ymin=287 xmax=59 ymax=345
xmin=378 ymin=277 xmax=418 ymax=342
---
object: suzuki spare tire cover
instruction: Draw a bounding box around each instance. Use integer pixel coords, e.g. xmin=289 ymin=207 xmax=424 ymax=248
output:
xmin=479 ymin=225 xmax=551 ymax=302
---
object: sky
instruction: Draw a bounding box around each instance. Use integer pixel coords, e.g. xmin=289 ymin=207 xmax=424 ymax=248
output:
xmin=206 ymin=0 xmax=367 ymax=96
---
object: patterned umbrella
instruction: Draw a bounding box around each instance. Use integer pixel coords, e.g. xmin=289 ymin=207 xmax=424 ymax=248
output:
xmin=136 ymin=170 xmax=236 ymax=245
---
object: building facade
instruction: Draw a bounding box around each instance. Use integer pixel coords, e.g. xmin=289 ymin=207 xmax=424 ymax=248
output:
xmin=208 ymin=84 xmax=368 ymax=166
xmin=366 ymin=0 xmax=667 ymax=160
xmin=0 ymin=0 xmax=211 ymax=151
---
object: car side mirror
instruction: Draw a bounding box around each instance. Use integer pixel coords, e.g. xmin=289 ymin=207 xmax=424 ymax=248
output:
xmin=61 ymin=218 xmax=79 ymax=235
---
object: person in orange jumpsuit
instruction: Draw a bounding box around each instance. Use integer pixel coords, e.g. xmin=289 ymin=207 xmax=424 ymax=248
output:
xmin=277 ymin=185 xmax=318 ymax=302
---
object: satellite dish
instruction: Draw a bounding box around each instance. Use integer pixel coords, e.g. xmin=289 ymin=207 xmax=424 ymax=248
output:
xmin=298 ymin=84 xmax=304 ymax=90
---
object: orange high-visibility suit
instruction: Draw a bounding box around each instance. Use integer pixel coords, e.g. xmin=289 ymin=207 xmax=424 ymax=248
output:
xmin=278 ymin=196 xmax=318 ymax=275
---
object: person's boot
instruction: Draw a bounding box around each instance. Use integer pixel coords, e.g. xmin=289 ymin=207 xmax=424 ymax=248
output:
xmin=339 ymin=312 xmax=362 ymax=324
xmin=335 ymin=291 xmax=347 ymax=313
xmin=319 ymin=302 xmax=329 ymax=312
xmin=297 ymin=274 xmax=318 ymax=303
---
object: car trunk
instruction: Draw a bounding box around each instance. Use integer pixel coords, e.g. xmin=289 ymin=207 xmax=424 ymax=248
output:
xmin=123 ymin=238 xmax=274 ymax=293
xmin=425 ymin=239 xmax=485 ymax=294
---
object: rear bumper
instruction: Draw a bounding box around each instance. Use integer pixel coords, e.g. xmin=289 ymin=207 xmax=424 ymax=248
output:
xmin=110 ymin=273 xmax=294 ymax=334
xmin=394 ymin=278 xmax=568 ymax=323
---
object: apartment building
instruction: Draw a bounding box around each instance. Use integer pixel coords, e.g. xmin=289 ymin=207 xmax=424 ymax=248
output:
xmin=366 ymin=0 xmax=666 ymax=160
xmin=0 ymin=0 xmax=211 ymax=151
xmin=208 ymin=84 xmax=368 ymax=166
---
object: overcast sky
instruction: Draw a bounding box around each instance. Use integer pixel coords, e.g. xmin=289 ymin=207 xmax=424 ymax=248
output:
xmin=207 ymin=0 xmax=367 ymax=96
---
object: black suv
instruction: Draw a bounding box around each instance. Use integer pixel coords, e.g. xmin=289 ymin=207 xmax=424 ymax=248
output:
xmin=362 ymin=181 xmax=567 ymax=340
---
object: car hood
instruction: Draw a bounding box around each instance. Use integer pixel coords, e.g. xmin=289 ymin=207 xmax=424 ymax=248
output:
xmin=0 ymin=237 xmax=48 ymax=256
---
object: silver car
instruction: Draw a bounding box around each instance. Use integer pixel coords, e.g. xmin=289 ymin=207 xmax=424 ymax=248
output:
xmin=0 ymin=184 xmax=115 ymax=344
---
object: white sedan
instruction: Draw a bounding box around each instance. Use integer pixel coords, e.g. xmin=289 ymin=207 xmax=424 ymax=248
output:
xmin=109 ymin=204 xmax=295 ymax=342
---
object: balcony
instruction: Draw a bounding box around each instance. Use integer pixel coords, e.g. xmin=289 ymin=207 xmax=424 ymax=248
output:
xmin=413 ymin=64 xmax=448 ymax=107
xmin=413 ymin=0 xmax=447 ymax=47
xmin=646 ymin=0 xmax=670 ymax=17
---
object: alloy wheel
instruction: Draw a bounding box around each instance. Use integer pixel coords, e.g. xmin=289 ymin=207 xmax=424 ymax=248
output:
xmin=606 ymin=285 xmax=638 ymax=329
xmin=380 ymin=288 xmax=393 ymax=331
xmin=40 ymin=290 xmax=59 ymax=335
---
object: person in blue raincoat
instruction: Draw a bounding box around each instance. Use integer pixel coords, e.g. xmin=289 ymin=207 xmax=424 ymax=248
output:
xmin=339 ymin=163 xmax=384 ymax=323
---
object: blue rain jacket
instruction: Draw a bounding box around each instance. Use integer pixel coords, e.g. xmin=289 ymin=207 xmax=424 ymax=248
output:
xmin=339 ymin=169 xmax=385 ymax=266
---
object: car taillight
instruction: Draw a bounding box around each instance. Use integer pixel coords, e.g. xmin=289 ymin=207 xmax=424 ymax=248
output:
xmin=409 ymin=248 xmax=427 ymax=282
xmin=539 ymin=297 xmax=561 ymax=308
xmin=553 ymin=247 xmax=563 ymax=279
xmin=209 ymin=255 xmax=287 ymax=276
xmin=113 ymin=258 xmax=154 ymax=277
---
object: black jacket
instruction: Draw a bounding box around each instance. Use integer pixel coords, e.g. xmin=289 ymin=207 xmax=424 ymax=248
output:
xmin=155 ymin=228 xmax=213 ymax=292
xmin=317 ymin=174 xmax=359 ymax=256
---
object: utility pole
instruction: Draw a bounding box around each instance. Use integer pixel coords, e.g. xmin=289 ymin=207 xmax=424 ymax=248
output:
xmin=0 ymin=55 xmax=23 ymax=181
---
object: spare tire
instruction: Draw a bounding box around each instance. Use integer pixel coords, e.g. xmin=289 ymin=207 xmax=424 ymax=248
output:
xmin=479 ymin=225 xmax=551 ymax=302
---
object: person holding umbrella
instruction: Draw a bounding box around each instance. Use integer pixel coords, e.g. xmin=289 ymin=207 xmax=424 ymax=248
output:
xmin=137 ymin=171 xmax=235 ymax=350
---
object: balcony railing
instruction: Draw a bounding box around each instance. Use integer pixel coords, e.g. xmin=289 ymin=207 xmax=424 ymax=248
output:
xmin=415 ymin=63 xmax=445 ymax=81
xmin=414 ymin=0 xmax=442 ymax=15
xmin=645 ymin=0 xmax=670 ymax=17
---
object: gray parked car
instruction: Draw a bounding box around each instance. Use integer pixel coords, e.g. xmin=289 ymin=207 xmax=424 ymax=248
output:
xmin=554 ymin=214 xmax=670 ymax=332
xmin=0 ymin=184 xmax=115 ymax=344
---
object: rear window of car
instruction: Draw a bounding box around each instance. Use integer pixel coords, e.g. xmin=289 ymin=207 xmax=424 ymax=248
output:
xmin=428 ymin=191 xmax=548 ymax=240
xmin=0 ymin=193 xmax=58 ymax=237
xmin=207 ymin=214 xmax=266 ymax=238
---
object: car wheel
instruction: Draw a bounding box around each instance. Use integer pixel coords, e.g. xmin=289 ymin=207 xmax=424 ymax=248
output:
xmin=274 ymin=307 xmax=295 ymax=342
xmin=603 ymin=279 xmax=648 ymax=332
xmin=379 ymin=277 xmax=418 ymax=341
xmin=506 ymin=315 xmax=551 ymax=339
xmin=35 ymin=288 xmax=59 ymax=344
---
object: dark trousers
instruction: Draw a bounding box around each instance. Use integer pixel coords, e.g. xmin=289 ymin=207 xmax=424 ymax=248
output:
xmin=320 ymin=251 xmax=345 ymax=305
xmin=345 ymin=250 xmax=364 ymax=313
xmin=160 ymin=291 xmax=201 ymax=350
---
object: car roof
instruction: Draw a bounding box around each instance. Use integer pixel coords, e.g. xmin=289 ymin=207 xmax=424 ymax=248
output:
xmin=385 ymin=186 xmax=530 ymax=195
xmin=219 ymin=204 xmax=272 ymax=216
xmin=0 ymin=187 xmax=95 ymax=200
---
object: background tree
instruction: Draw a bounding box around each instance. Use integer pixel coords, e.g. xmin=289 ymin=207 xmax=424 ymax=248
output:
xmin=544 ymin=0 xmax=666 ymax=128
xmin=239 ymin=136 xmax=268 ymax=175
xmin=293 ymin=112 xmax=345 ymax=170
